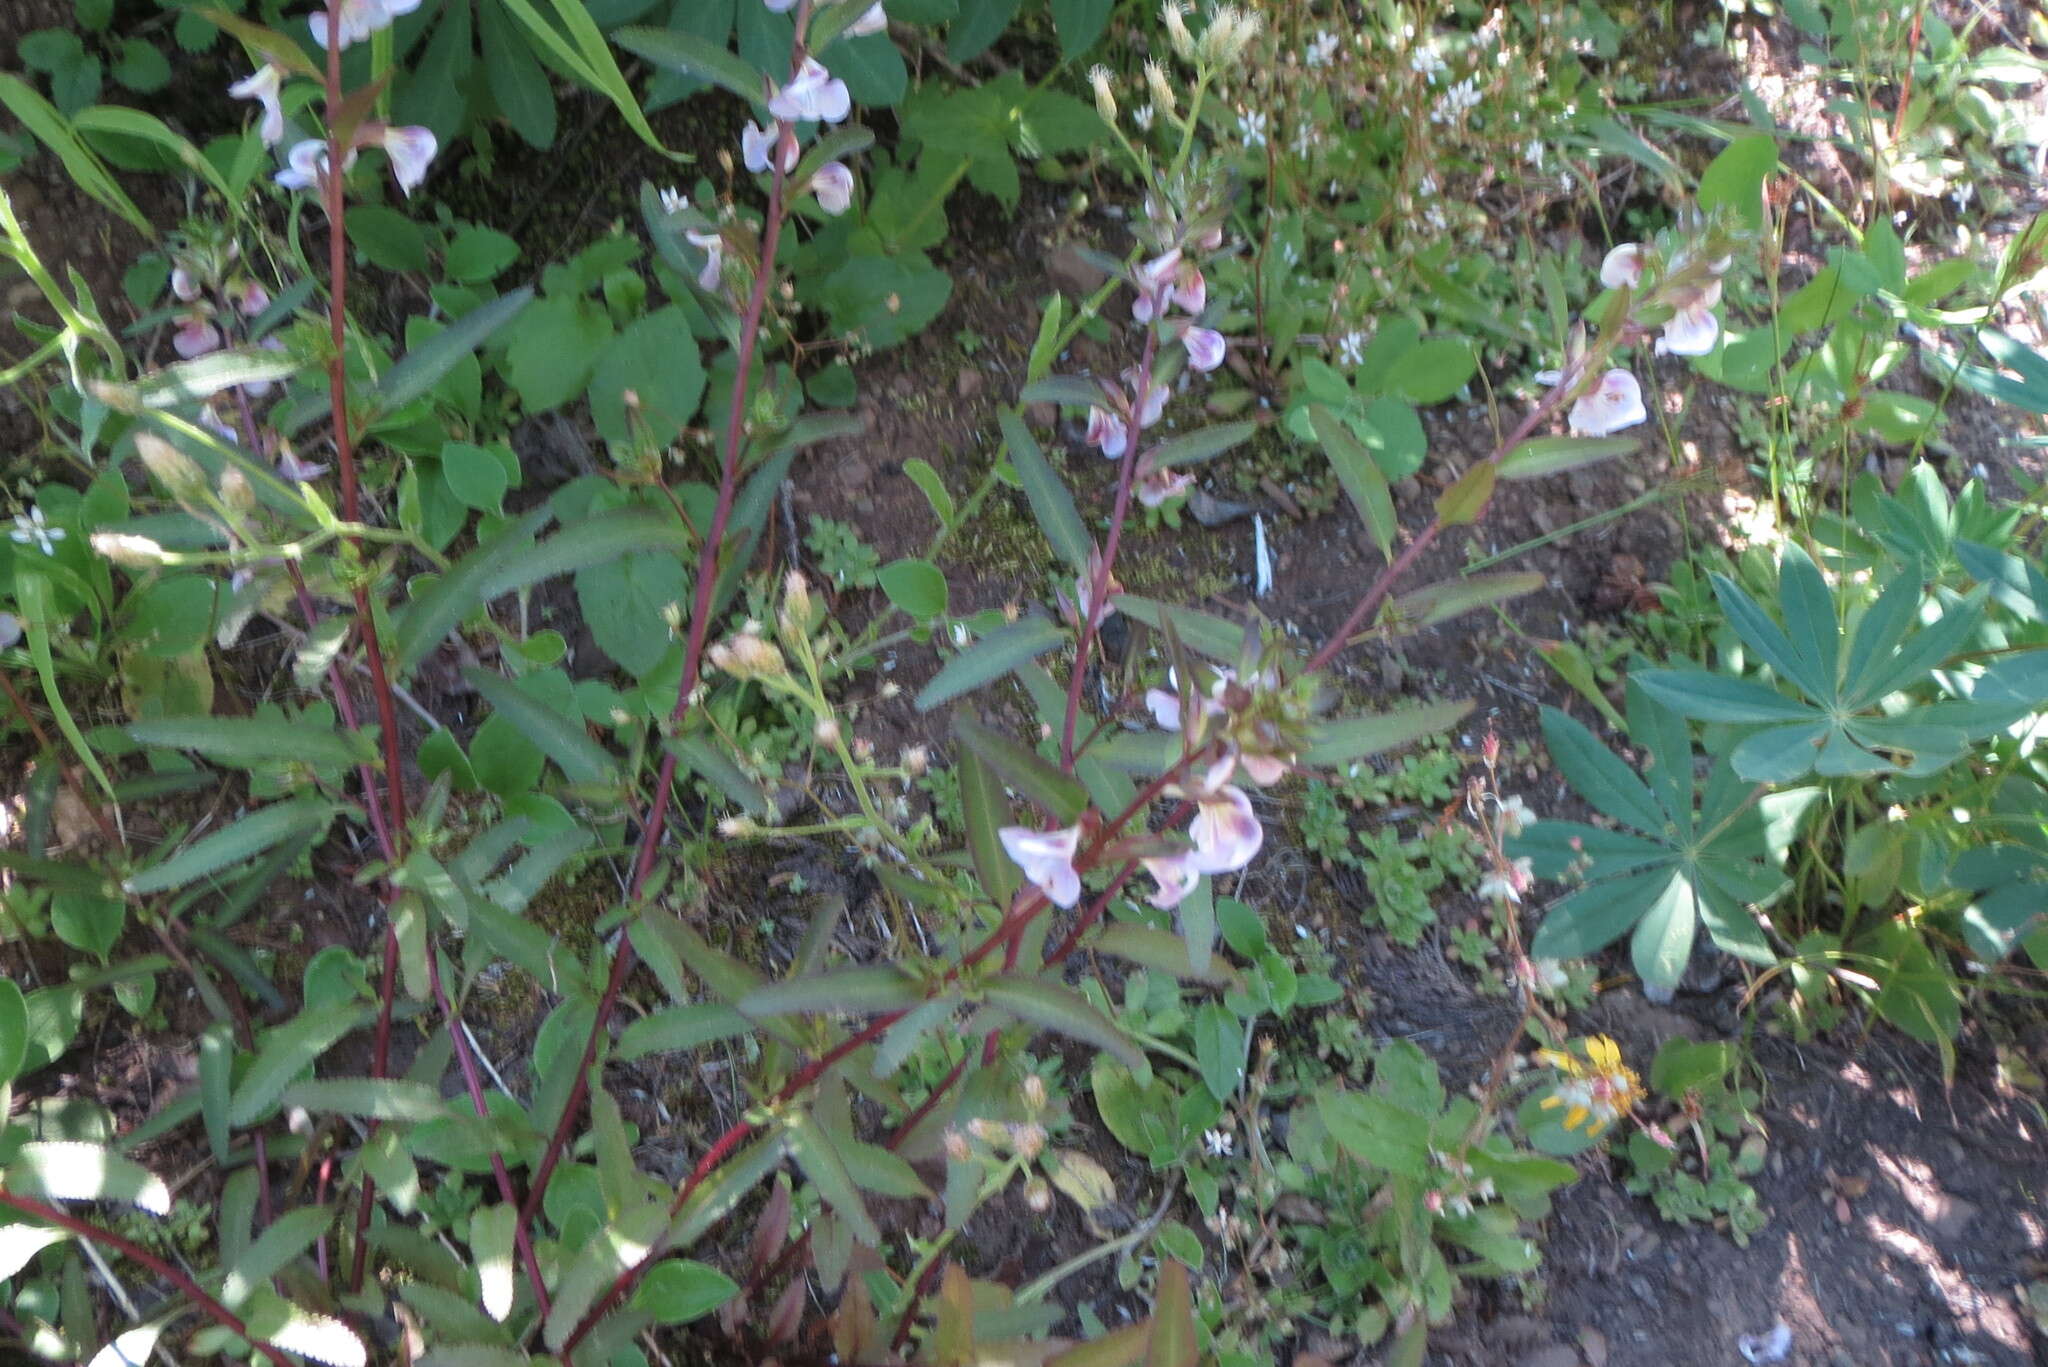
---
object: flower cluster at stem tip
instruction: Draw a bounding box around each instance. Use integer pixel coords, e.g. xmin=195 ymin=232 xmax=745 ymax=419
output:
xmin=1539 ymin=1035 xmax=1644 ymax=1136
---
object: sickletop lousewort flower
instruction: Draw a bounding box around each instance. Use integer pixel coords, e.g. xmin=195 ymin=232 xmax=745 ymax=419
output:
xmin=275 ymin=139 xmax=352 ymax=192
xmin=10 ymin=507 xmax=65 ymax=556
xmin=376 ymin=125 xmax=438 ymax=197
xmin=228 ymin=65 xmax=285 ymax=146
xmin=1531 ymin=367 xmax=1646 ymax=438
xmin=1539 ymin=1035 xmax=1642 ymax=1135
xmin=998 ymin=824 xmax=1083 ymax=908
xmin=1136 ymin=466 xmax=1194 ymax=508
xmin=1599 ymin=242 xmax=1645 ymax=289
xmin=769 ymin=57 xmax=851 ymax=124
xmin=174 ymin=315 xmax=222 ymax=359
xmin=810 ymin=162 xmax=854 ymax=215
xmin=1141 ymin=851 xmax=1198 ymax=909
xmin=309 ymin=0 xmax=421 ymax=50
xmin=685 ymin=228 xmax=725 ymax=290
xmin=741 ymin=121 xmax=798 ymax=175
xmin=1657 ymin=277 xmax=1723 ymax=356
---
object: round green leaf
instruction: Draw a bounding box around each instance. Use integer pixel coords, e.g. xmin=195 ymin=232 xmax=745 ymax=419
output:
xmin=440 ymin=440 xmax=510 ymax=513
xmin=879 ymin=557 xmax=947 ymax=620
xmin=112 ymin=38 xmax=172 ymax=93
xmin=443 ymin=225 xmax=520 ymax=282
xmin=589 ymin=307 xmax=705 ymax=447
xmin=0 ymin=979 xmax=27 ymax=1084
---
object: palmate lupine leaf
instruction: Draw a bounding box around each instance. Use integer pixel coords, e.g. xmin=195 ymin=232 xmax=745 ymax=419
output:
xmin=1633 ymin=541 xmax=1991 ymax=782
xmin=1511 ymin=686 xmax=1815 ymax=994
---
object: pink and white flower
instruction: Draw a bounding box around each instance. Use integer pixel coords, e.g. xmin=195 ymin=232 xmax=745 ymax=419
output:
xmin=309 ymin=0 xmax=422 ymax=51
xmin=173 ymin=315 xmax=222 ymax=358
xmin=769 ymin=57 xmax=851 ymax=124
xmin=1085 ymin=405 xmax=1127 ymax=460
xmin=1656 ymin=279 xmax=1722 ymax=357
xmin=846 ymin=3 xmax=888 ymax=35
xmin=1566 ymin=370 xmax=1646 ymax=437
xmin=1599 ymin=242 xmax=1644 ymax=289
xmin=999 ymin=824 xmax=1083 ymax=908
xmin=170 ymin=266 xmax=200 ymax=302
xmin=810 ymin=161 xmax=854 ymax=214
xmin=232 ymin=279 xmax=271 ymax=316
xmin=228 ymin=65 xmax=286 ymax=146
xmin=376 ymin=124 xmax=437 ymax=196
xmin=741 ymin=121 xmax=796 ymax=174
xmin=1182 ymin=325 xmax=1226 ymax=372
xmin=1136 ymin=466 xmax=1194 ymax=507
xmin=685 ymin=228 xmax=725 ymax=290
xmin=1186 ymin=782 xmax=1262 ymax=874
xmin=1142 ymin=851 xmax=1198 ymax=909
xmin=274 ymin=138 xmax=355 ymax=192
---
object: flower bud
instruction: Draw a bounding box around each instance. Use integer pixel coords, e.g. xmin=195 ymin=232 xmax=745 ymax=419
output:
xmin=852 ymin=736 xmax=874 ymax=762
xmin=1144 ymin=59 xmax=1177 ymax=116
xmin=968 ymin=1117 xmax=1000 ymax=1143
xmin=718 ymin=814 xmax=758 ymax=838
xmin=90 ymin=532 xmax=167 ymax=569
xmin=1021 ymin=1074 xmax=1047 ymax=1111
xmin=944 ymin=1128 xmax=972 ymax=1162
xmin=1023 ymin=1177 xmax=1053 ymax=1213
xmin=134 ymin=432 xmax=208 ymax=507
xmin=219 ymin=467 xmax=254 ymax=515
xmin=814 ymin=716 xmax=842 ymax=748
xmin=1011 ymin=1122 xmax=1046 ymax=1160
xmin=1162 ymin=1 xmax=1195 ymax=60
xmin=1088 ymin=65 xmax=1117 ymax=124
xmin=708 ymin=629 xmax=786 ymax=680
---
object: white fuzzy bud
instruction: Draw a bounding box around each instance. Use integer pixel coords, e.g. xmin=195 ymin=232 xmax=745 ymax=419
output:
xmin=1088 ymin=65 xmax=1117 ymax=124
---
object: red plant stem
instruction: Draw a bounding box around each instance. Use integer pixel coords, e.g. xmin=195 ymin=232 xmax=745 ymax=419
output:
xmin=321 ymin=2 xmax=408 ymax=853
xmin=1892 ymin=4 xmax=1925 ymax=147
xmin=517 ymin=0 xmax=814 ymax=1241
xmin=0 ymin=1189 xmax=294 ymax=1367
xmin=422 ymin=938 xmax=551 ymax=1312
xmin=1061 ymin=309 xmax=1164 ymax=769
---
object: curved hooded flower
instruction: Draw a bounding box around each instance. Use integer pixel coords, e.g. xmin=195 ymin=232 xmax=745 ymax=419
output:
xmin=741 ymin=121 xmax=796 ymax=175
xmin=1182 ymin=326 xmax=1226 ymax=372
xmin=170 ymin=266 xmax=200 ymax=302
xmin=1598 ymin=242 xmax=1644 ymax=289
xmin=376 ymin=125 xmax=438 ymax=197
xmin=1085 ymin=405 xmax=1127 ymax=460
xmin=1656 ymin=279 xmax=1723 ymax=357
xmin=310 ymin=0 xmax=422 ymax=50
xmin=1142 ymin=851 xmax=1198 ymax=909
xmin=685 ymin=228 xmax=725 ymax=291
xmin=228 ymin=65 xmax=286 ymax=146
xmin=846 ymin=3 xmax=888 ymax=35
xmin=810 ymin=161 xmax=854 ymax=215
xmin=1186 ymin=781 xmax=1262 ymax=874
xmin=274 ymin=138 xmax=355 ymax=192
xmin=999 ymin=824 xmax=1083 ymax=908
xmin=769 ymin=57 xmax=851 ymax=124
xmin=173 ymin=315 xmax=222 ymax=359
xmin=1566 ymin=370 xmax=1646 ymax=437
xmin=1136 ymin=466 xmax=1194 ymax=508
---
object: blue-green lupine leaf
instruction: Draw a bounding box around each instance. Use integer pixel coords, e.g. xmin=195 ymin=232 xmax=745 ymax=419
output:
xmin=1851 ymin=588 xmax=1985 ymax=706
xmin=1729 ymin=721 xmax=1829 ymax=783
xmin=1693 ymin=862 xmax=1781 ymax=964
xmin=1811 ymin=726 xmax=1889 ymax=777
xmin=1973 ymin=650 xmax=2048 ymax=707
xmin=1626 ymin=680 xmax=1694 ymax=833
xmin=1712 ymin=570 xmax=1827 ymax=699
xmin=1843 ymin=716 xmax=1967 ymax=775
xmin=1842 ymin=572 xmax=1923 ymax=687
xmin=1957 ymin=539 xmax=2048 ymax=623
xmin=1774 ymin=543 xmax=1841 ymax=697
xmin=1630 ymin=870 xmax=1697 ymax=993
xmin=1632 ymin=669 xmax=1814 ymax=724
xmin=1511 ymin=821 xmax=1672 ymax=880
xmin=1536 ymin=707 xmax=1668 ymax=837
xmin=1530 ymin=866 xmax=1681 ymax=960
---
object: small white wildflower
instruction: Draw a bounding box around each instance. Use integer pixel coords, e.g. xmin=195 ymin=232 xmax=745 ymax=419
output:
xmin=1133 ymin=102 xmax=1155 ymax=132
xmin=1410 ymin=45 xmax=1446 ymax=80
xmin=10 ymin=506 xmax=65 ymax=556
xmin=1305 ymin=29 xmax=1337 ymax=67
xmin=1236 ymin=109 xmax=1267 ymax=149
xmin=1337 ymin=330 xmax=1366 ymax=367
xmin=1203 ymin=1128 xmax=1234 ymax=1158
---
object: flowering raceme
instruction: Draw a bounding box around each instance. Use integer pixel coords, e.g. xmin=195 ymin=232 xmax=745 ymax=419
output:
xmin=999 ymin=825 xmax=1083 ymax=908
xmin=768 ymin=57 xmax=851 ymax=124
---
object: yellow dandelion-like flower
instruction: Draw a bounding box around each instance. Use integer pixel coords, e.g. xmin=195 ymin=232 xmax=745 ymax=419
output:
xmin=1538 ymin=1035 xmax=1641 ymax=1135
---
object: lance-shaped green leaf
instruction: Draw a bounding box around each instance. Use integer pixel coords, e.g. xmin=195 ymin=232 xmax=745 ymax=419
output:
xmin=372 ymin=288 xmax=532 ymax=421
xmin=1498 ymin=434 xmax=1636 ymax=480
xmin=124 ymin=799 xmax=346 ymax=895
xmin=1001 ymin=409 xmax=1091 ymax=575
xmin=1302 ymin=700 xmax=1472 ymax=766
xmin=3 ymin=1142 xmax=170 ymax=1214
xmin=91 ymin=347 xmax=299 ymax=414
xmin=1389 ymin=571 xmax=1544 ymax=631
xmin=279 ymin=1079 xmax=452 ymax=1122
xmin=616 ymin=1003 xmax=752 ymax=1061
xmin=982 ymin=974 xmax=1147 ymax=1078
xmin=1145 ymin=420 xmax=1256 ymax=471
xmin=463 ymin=667 xmax=619 ymax=785
xmin=0 ymin=1225 xmax=71 ymax=1281
xmin=1012 ymin=659 xmax=1135 ymax=816
xmin=1310 ymin=405 xmax=1396 ymax=563
xmin=784 ymin=1111 xmax=881 ymax=1246
xmin=1110 ymin=594 xmax=1246 ymax=661
xmin=394 ymin=506 xmax=554 ymax=673
xmin=1018 ymin=376 xmax=1108 ymax=409
xmin=738 ymin=965 xmax=926 ymax=1020
xmin=229 ymin=1006 xmax=374 ymax=1127
xmin=614 ymin=24 xmax=768 ymax=105
xmin=1091 ymin=924 xmax=1241 ymax=987
xmin=222 ymin=1205 xmax=333 ymax=1308
xmin=1512 ymin=688 xmax=1802 ymax=994
xmin=125 ymin=717 xmax=369 ymax=771
xmin=953 ymin=716 xmax=1088 ymax=824
xmin=918 ymin=617 xmax=1068 ymax=711
xmin=959 ymin=744 xmax=1022 ymax=907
